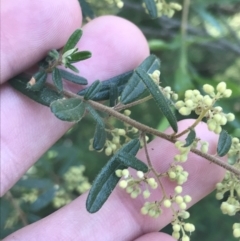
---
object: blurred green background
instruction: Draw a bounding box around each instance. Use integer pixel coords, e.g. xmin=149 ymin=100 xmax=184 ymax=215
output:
xmin=1 ymin=0 xmax=240 ymax=240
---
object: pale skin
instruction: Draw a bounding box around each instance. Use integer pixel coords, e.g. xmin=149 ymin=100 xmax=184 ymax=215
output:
xmin=0 ymin=0 xmax=225 ymax=240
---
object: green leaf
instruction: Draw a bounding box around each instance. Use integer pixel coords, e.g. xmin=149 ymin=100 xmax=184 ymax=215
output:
xmin=85 ymin=104 xmax=106 ymax=150
xmin=143 ymin=0 xmax=158 ymax=19
xmin=70 ymin=51 xmax=92 ymax=63
xmin=109 ymin=83 xmax=118 ymax=107
xmin=121 ymin=55 xmax=160 ymax=104
xmin=52 ymin=68 xmax=63 ymax=92
xmin=63 ymin=29 xmax=82 ymax=54
xmin=183 ymin=129 xmax=196 ymax=147
xmin=78 ymin=71 xmax=133 ymax=101
xmin=29 ymin=186 xmax=56 ymax=211
xmin=93 ymin=123 xmax=106 ymax=151
xmin=78 ymin=0 xmax=95 ymax=19
xmin=59 ymin=69 xmax=87 ymax=85
xmin=27 ymin=70 xmax=47 ymax=91
xmin=117 ymin=152 xmax=148 ymax=172
xmin=66 ymin=63 xmax=79 ymax=73
xmin=86 ymin=139 xmax=140 ymax=213
xmin=217 ymin=130 xmax=232 ymax=157
xmin=136 ymin=68 xmax=178 ymax=132
xmin=9 ymin=75 xmax=63 ymax=106
xmin=50 ymin=98 xmax=85 ymax=122
xmin=84 ymin=80 xmax=102 ymax=100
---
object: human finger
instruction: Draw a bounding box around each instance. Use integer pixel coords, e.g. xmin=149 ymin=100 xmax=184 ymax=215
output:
xmin=1 ymin=15 xmax=149 ymax=196
xmin=3 ymin=120 xmax=225 ymax=240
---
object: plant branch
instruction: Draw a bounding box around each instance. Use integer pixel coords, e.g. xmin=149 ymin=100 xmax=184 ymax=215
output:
xmin=58 ymin=86 xmax=240 ymax=177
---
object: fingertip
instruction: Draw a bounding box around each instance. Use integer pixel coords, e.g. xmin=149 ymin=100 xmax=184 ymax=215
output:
xmin=76 ymin=15 xmax=150 ymax=83
xmin=1 ymin=0 xmax=82 ymax=83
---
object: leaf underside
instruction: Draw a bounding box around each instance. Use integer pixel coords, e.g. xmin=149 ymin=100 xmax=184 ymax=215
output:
xmin=217 ymin=130 xmax=232 ymax=157
xmin=143 ymin=0 xmax=158 ymax=19
xmin=135 ymin=68 xmax=178 ymax=132
xmin=183 ymin=129 xmax=196 ymax=147
xmin=50 ymin=98 xmax=85 ymax=122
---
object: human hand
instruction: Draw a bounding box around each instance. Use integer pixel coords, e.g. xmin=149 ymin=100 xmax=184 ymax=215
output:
xmin=1 ymin=0 xmax=225 ymax=240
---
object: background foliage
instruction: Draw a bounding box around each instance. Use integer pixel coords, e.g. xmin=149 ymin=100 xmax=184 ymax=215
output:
xmin=1 ymin=0 xmax=240 ymax=240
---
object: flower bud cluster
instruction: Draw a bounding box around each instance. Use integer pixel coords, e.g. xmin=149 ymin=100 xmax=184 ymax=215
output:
xmin=53 ymin=188 xmax=72 ymax=208
xmin=89 ymin=127 xmax=128 ymax=156
xmin=228 ymin=137 xmax=240 ymax=165
xmin=22 ymin=189 xmax=38 ymax=203
xmin=216 ymin=171 xmax=240 ymax=202
xmin=233 ymin=223 xmax=240 ymax=238
xmin=140 ymin=135 xmax=149 ymax=147
xmin=174 ymin=140 xmax=195 ymax=163
xmin=63 ymin=165 xmax=91 ymax=194
xmin=220 ymin=198 xmax=240 ymax=216
xmin=154 ymin=2 xmax=182 ymax=18
xmin=140 ymin=201 xmax=162 ymax=218
xmin=163 ymin=186 xmax=192 ymax=211
xmin=168 ymin=165 xmax=189 ymax=184
xmin=175 ymin=82 xmax=235 ymax=134
xmin=117 ymin=170 xmax=158 ymax=199
xmin=172 ymin=222 xmax=195 ymax=241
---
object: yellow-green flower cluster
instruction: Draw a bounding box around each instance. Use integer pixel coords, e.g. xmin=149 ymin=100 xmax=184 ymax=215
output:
xmin=21 ymin=189 xmax=38 ymax=203
xmin=155 ymin=1 xmax=182 ymax=18
xmin=233 ymin=223 xmax=240 ymax=239
xmin=216 ymin=171 xmax=240 ymax=201
xmin=63 ymin=165 xmax=91 ymax=193
xmin=172 ymin=221 xmax=195 ymax=241
xmin=168 ymin=165 xmax=189 ymax=184
xmin=140 ymin=201 xmax=162 ymax=218
xmin=174 ymin=140 xmax=194 ymax=163
xmin=175 ymin=82 xmax=235 ymax=134
xmin=228 ymin=137 xmax=240 ymax=164
xmin=116 ymin=169 xmax=158 ymax=199
xmin=53 ymin=188 xmax=72 ymax=208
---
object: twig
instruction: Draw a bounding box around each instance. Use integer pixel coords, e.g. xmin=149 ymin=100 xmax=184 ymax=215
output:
xmin=57 ymin=86 xmax=240 ymax=177
xmin=6 ymin=191 xmax=28 ymax=226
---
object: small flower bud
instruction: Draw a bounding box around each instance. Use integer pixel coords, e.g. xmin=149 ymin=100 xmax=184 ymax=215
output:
xmin=223 ymin=89 xmax=232 ymax=98
xmin=122 ymin=169 xmax=129 ymax=178
xmin=226 ymin=113 xmax=235 ymax=121
xmin=143 ymin=190 xmax=151 ymax=199
xmin=203 ymin=84 xmax=214 ymax=94
xmin=137 ymin=171 xmax=144 ymax=179
xmin=175 ymin=186 xmax=183 ymax=194
xmin=163 ymin=199 xmax=172 ymax=208
xmin=175 ymin=195 xmax=183 ymax=204
xmin=118 ymin=129 xmax=126 ymax=136
xmin=179 ymin=202 xmax=187 ymax=210
xmin=216 ymin=82 xmax=226 ymax=93
xmin=115 ymin=169 xmax=122 ymax=177
xmin=184 ymin=195 xmax=192 ymax=203
xmin=173 ymin=224 xmax=181 ymax=232
xmin=105 ymin=147 xmax=112 ymax=156
xmin=140 ymin=206 xmax=148 ymax=215
xmin=172 ymin=231 xmax=180 ymax=239
xmin=124 ymin=110 xmax=131 ymax=116
xmin=119 ymin=180 xmax=128 ymax=189
xmin=182 ymin=235 xmax=190 ymax=241
xmin=179 ymin=107 xmax=191 ymax=116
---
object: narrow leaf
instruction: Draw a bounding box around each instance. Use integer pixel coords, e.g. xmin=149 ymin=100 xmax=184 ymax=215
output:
xmin=50 ymin=98 xmax=85 ymax=122
xmin=27 ymin=71 xmax=47 ymax=91
xmin=78 ymin=71 xmax=133 ymax=101
xmin=66 ymin=63 xmax=79 ymax=73
xmin=70 ymin=51 xmax=92 ymax=63
xmin=9 ymin=75 xmax=63 ymax=106
xmin=183 ymin=129 xmax=196 ymax=147
xmin=109 ymin=83 xmax=118 ymax=107
xmin=217 ymin=130 xmax=232 ymax=157
xmin=52 ymin=68 xmax=63 ymax=92
xmin=86 ymin=139 xmax=140 ymax=213
xmin=84 ymin=80 xmax=102 ymax=100
xmin=121 ymin=55 xmax=160 ymax=104
xmin=29 ymin=186 xmax=56 ymax=211
xmin=143 ymin=0 xmax=158 ymax=19
xmin=93 ymin=123 xmax=106 ymax=150
xmin=136 ymin=68 xmax=178 ymax=132
xmin=59 ymin=69 xmax=87 ymax=85
xmin=78 ymin=0 xmax=95 ymax=19
xmin=63 ymin=29 xmax=82 ymax=53
xmin=117 ymin=152 xmax=148 ymax=172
